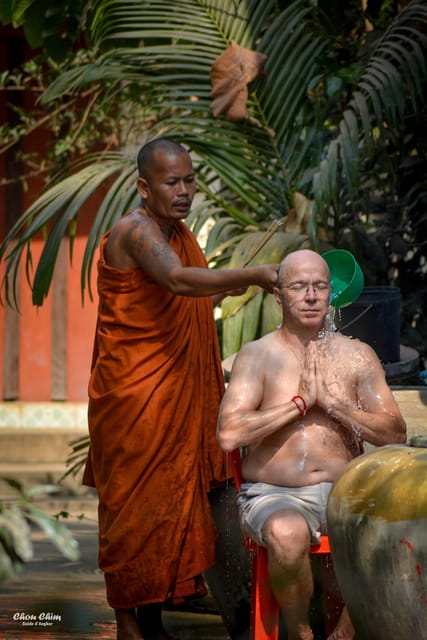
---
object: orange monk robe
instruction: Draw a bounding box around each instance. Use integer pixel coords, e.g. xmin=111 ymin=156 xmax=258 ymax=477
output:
xmin=83 ymin=220 xmax=229 ymax=609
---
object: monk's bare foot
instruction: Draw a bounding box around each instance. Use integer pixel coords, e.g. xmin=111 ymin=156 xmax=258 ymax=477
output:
xmin=136 ymin=604 xmax=178 ymax=640
xmin=327 ymin=606 xmax=356 ymax=640
xmin=115 ymin=608 xmax=143 ymax=640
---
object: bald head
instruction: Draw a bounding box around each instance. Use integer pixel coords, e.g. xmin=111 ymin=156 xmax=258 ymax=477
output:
xmin=277 ymin=250 xmax=330 ymax=288
xmin=137 ymin=138 xmax=189 ymax=179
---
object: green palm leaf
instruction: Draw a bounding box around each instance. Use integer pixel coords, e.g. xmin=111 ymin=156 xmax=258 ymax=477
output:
xmin=313 ymin=0 xmax=427 ymax=219
xmin=2 ymin=0 xmax=426 ymax=356
xmin=0 ymin=153 xmax=132 ymax=307
xmin=4 ymin=0 xmax=322 ymax=308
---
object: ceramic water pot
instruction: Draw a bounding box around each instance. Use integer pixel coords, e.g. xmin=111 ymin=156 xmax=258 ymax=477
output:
xmin=327 ymin=438 xmax=427 ymax=640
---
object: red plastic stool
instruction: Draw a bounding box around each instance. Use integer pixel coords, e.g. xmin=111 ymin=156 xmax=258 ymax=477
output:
xmin=229 ymin=449 xmax=342 ymax=640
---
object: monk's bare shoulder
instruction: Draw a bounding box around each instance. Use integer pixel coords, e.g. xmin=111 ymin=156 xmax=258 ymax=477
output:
xmin=104 ymin=210 xmax=146 ymax=268
xmin=105 ymin=209 xmax=177 ymax=271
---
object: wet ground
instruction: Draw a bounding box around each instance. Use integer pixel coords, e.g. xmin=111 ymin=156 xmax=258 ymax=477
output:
xmin=0 ymin=504 xmax=231 ymax=640
xmin=0 ymin=494 xmax=335 ymax=640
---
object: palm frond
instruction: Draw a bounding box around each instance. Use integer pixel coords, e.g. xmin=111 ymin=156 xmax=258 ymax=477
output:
xmin=60 ymin=435 xmax=90 ymax=481
xmin=0 ymin=152 xmax=132 ymax=307
xmin=313 ymin=0 xmax=427 ymax=218
xmin=3 ymin=0 xmax=424 ymax=362
xmin=43 ymin=0 xmax=321 ymax=210
xmin=4 ymin=1 xmax=317 ymax=305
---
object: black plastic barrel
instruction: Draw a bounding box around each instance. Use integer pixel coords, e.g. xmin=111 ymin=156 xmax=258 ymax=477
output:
xmin=336 ymin=286 xmax=401 ymax=364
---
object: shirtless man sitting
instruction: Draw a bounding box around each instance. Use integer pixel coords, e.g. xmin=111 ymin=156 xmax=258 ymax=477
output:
xmin=216 ymin=249 xmax=406 ymax=640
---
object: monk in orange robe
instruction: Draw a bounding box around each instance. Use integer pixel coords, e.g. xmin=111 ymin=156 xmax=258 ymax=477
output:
xmin=83 ymin=138 xmax=278 ymax=640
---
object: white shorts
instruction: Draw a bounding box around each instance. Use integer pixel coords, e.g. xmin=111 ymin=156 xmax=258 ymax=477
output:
xmin=237 ymin=481 xmax=333 ymax=547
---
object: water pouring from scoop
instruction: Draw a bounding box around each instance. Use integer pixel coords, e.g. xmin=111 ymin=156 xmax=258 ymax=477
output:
xmin=322 ymin=249 xmax=364 ymax=309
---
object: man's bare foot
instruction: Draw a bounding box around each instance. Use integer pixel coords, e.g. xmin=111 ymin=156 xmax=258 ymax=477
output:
xmin=327 ymin=632 xmax=355 ymax=640
xmin=327 ymin=606 xmax=356 ymax=640
xmin=115 ymin=608 xmax=143 ymax=640
xmin=287 ymin=624 xmax=314 ymax=640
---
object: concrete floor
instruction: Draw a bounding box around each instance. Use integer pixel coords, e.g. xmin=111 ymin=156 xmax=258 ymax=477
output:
xmin=0 ymin=503 xmax=231 ymax=640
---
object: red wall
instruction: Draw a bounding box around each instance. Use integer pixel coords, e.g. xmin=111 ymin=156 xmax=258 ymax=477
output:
xmin=0 ymin=236 xmax=98 ymax=402
xmin=0 ymin=26 xmax=99 ymax=402
xmin=66 ymin=236 xmax=98 ymax=401
xmin=19 ymin=245 xmax=53 ymax=400
xmin=13 ymin=237 xmax=98 ymax=402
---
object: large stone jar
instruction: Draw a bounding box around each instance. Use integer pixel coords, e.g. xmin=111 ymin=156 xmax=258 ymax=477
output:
xmin=327 ymin=438 xmax=427 ymax=640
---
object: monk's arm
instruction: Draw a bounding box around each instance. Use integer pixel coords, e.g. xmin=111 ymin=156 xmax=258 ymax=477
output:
xmin=216 ymin=345 xmax=302 ymax=452
xmin=162 ymin=255 xmax=276 ymax=297
xmin=127 ymin=216 xmax=278 ymax=296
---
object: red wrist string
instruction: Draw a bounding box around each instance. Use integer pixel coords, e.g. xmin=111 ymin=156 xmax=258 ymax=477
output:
xmin=291 ymin=395 xmax=307 ymax=417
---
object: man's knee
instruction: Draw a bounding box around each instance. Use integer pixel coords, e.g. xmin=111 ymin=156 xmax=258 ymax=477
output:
xmin=262 ymin=509 xmax=311 ymax=563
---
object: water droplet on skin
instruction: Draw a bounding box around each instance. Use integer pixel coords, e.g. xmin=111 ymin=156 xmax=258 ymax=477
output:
xmin=299 ymin=425 xmax=308 ymax=471
xmin=313 ymin=326 xmax=373 ymax=442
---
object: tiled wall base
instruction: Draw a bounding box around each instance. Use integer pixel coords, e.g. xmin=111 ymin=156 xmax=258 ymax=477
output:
xmin=0 ymin=402 xmax=88 ymax=430
xmin=0 ymin=402 xmax=90 ymax=498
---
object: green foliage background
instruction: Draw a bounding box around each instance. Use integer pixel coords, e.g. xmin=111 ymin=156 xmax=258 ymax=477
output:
xmin=0 ymin=0 xmax=426 ymax=361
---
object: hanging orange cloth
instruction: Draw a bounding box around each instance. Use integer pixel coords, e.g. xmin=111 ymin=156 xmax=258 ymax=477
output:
xmin=83 ymin=221 xmax=228 ymax=609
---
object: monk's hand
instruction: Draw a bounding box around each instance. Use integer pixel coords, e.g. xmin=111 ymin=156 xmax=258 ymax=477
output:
xmin=256 ymin=264 xmax=279 ymax=293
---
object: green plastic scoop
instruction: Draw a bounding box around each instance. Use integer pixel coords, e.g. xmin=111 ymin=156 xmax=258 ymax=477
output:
xmin=322 ymin=249 xmax=364 ymax=309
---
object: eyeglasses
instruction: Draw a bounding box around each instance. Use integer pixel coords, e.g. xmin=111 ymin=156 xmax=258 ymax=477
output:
xmin=279 ymin=282 xmax=330 ymax=296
